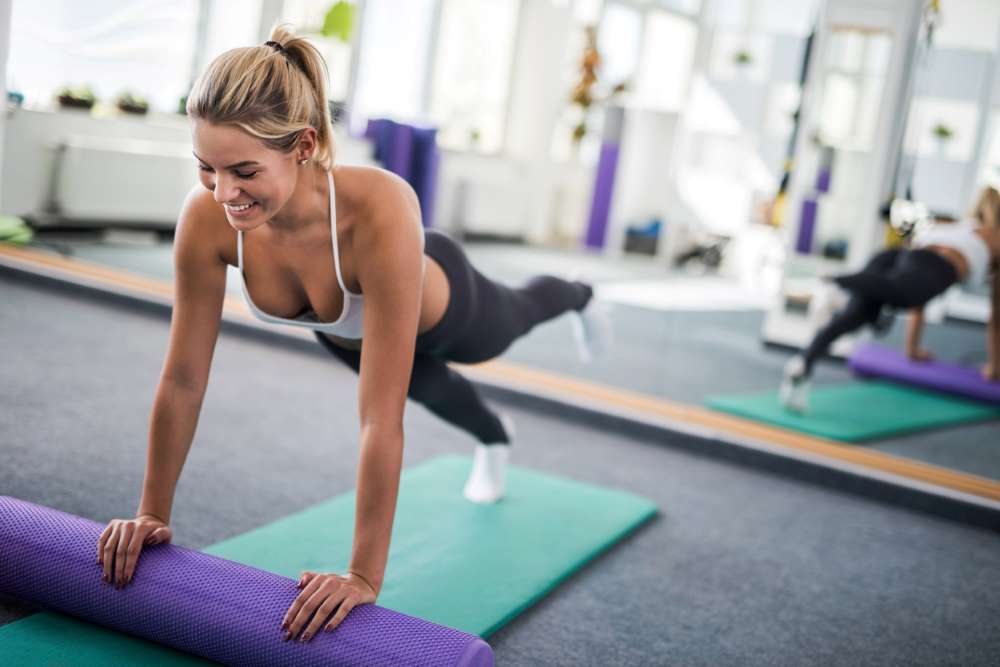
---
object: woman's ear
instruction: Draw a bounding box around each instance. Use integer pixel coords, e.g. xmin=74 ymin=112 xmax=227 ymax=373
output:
xmin=296 ymin=127 xmax=318 ymax=162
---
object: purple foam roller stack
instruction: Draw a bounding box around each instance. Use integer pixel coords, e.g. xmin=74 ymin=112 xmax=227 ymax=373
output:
xmin=0 ymin=496 xmax=493 ymax=666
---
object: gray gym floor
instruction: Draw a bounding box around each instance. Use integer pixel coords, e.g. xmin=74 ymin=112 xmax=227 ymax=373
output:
xmin=21 ymin=231 xmax=1000 ymax=482
xmin=2 ymin=273 xmax=1000 ymax=666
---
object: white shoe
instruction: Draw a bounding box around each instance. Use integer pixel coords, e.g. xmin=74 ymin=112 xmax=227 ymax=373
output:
xmin=571 ymin=298 xmax=613 ymax=363
xmin=779 ymin=356 xmax=810 ymax=414
xmin=462 ymin=415 xmax=514 ymax=504
xmin=809 ymin=281 xmax=849 ymax=328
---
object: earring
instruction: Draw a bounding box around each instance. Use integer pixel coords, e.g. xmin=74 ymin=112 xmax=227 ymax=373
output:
xmin=298 ymin=158 xmax=309 ymax=165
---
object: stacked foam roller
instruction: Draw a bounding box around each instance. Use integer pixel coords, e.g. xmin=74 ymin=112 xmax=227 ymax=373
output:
xmin=0 ymin=496 xmax=493 ymax=666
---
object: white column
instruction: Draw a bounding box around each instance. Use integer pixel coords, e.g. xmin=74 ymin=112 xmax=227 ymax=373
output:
xmin=0 ymin=0 xmax=12 ymax=212
xmin=503 ymin=0 xmax=576 ymax=242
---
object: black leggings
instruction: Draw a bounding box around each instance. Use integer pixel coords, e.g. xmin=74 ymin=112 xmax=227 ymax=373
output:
xmin=801 ymin=248 xmax=957 ymax=376
xmin=316 ymin=230 xmax=592 ymax=444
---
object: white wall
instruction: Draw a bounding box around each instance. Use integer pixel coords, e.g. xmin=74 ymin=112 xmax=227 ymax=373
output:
xmin=0 ymin=108 xmax=375 ymax=225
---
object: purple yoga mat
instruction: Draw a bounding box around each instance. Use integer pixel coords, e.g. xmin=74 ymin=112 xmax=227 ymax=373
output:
xmin=0 ymin=496 xmax=493 ymax=667
xmin=849 ymin=343 xmax=1000 ymax=404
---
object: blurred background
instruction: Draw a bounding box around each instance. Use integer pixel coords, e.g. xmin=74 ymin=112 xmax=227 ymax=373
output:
xmin=1 ymin=0 xmax=999 ymax=485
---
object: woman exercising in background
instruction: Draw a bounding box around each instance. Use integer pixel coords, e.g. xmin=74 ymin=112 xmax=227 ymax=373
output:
xmin=95 ymin=25 xmax=611 ymax=642
xmin=781 ymin=186 xmax=1000 ymax=413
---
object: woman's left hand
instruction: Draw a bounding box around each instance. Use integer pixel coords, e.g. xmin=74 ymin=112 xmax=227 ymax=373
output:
xmin=982 ymin=363 xmax=1000 ymax=381
xmin=281 ymin=571 xmax=377 ymax=642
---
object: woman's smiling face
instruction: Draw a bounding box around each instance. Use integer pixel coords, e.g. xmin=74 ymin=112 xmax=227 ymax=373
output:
xmin=192 ymin=120 xmax=306 ymax=231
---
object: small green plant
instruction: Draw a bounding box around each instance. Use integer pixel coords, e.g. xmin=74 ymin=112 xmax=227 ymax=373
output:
xmin=733 ymin=50 xmax=754 ymax=66
xmin=116 ymin=91 xmax=149 ymax=115
xmin=932 ymin=123 xmax=954 ymax=141
xmin=56 ymin=85 xmax=97 ymax=109
xmin=321 ymin=1 xmax=355 ymax=42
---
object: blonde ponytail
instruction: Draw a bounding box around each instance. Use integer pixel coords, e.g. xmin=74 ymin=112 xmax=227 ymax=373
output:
xmin=186 ymin=24 xmax=336 ymax=169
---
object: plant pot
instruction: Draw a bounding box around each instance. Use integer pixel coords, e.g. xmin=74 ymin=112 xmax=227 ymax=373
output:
xmin=57 ymin=96 xmax=95 ymax=110
xmin=117 ymin=102 xmax=149 ymax=115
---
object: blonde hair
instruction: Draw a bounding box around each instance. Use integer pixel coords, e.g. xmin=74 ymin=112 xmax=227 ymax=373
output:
xmin=971 ymin=186 xmax=1000 ymax=229
xmin=186 ymin=24 xmax=336 ymax=169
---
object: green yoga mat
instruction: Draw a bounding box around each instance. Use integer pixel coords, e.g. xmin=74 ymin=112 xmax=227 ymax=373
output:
xmin=0 ymin=456 xmax=656 ymax=664
xmin=707 ymin=380 xmax=1000 ymax=442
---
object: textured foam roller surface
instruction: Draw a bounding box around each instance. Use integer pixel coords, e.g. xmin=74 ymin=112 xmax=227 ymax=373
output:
xmin=850 ymin=342 xmax=1000 ymax=404
xmin=0 ymin=495 xmax=493 ymax=667
xmin=1 ymin=456 xmax=655 ymax=664
xmin=707 ymin=381 xmax=1000 ymax=442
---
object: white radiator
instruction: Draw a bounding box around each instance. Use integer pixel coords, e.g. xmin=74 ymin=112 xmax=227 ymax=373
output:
xmin=50 ymin=135 xmax=197 ymax=226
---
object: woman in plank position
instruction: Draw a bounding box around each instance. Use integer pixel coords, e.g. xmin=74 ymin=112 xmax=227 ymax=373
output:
xmin=96 ymin=26 xmax=610 ymax=642
xmin=781 ymin=186 xmax=1000 ymax=413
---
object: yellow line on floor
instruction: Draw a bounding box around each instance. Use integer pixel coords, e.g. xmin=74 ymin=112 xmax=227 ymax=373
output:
xmin=4 ymin=242 xmax=1000 ymax=502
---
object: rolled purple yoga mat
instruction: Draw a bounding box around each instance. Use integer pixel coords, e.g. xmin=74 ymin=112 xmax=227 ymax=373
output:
xmin=0 ymin=496 xmax=493 ymax=667
xmin=849 ymin=343 xmax=1000 ymax=404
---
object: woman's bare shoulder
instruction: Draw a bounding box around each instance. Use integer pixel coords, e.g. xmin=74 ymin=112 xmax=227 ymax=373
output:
xmin=175 ymin=185 xmax=236 ymax=266
xmin=335 ymin=165 xmax=418 ymax=218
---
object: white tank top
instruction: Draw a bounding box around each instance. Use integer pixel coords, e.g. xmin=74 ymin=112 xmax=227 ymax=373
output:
xmin=913 ymin=218 xmax=991 ymax=286
xmin=237 ymin=170 xmax=365 ymax=339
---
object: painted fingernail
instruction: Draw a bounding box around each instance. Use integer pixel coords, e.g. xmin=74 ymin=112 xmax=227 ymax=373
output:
xmin=300 ymin=634 xmax=310 ymax=642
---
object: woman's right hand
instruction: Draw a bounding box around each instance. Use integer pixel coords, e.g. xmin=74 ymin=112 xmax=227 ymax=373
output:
xmin=97 ymin=514 xmax=172 ymax=589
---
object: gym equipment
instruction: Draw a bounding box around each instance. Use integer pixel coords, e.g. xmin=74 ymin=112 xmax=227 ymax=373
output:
xmin=850 ymin=343 xmax=1000 ymax=405
xmin=0 ymin=495 xmax=492 ymax=667
xmin=0 ymin=456 xmax=656 ymax=664
xmin=708 ymin=381 xmax=1000 ymax=442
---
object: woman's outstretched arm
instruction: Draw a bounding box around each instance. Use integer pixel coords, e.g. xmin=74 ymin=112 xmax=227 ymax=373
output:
xmin=905 ymin=307 xmax=931 ymax=361
xmin=98 ymin=188 xmax=228 ymax=587
xmin=282 ymin=172 xmax=424 ymax=642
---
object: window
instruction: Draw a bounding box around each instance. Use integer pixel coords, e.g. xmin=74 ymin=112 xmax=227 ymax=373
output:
xmin=598 ymin=2 xmax=642 ymax=89
xmin=428 ymin=0 xmax=520 ymax=152
xmin=200 ymin=1 xmax=262 ymax=74
xmin=350 ymin=0 xmax=437 ymax=129
xmin=635 ymin=10 xmax=697 ymax=111
xmin=280 ymin=0 xmax=357 ymax=102
xmin=8 ymin=0 xmax=199 ymax=112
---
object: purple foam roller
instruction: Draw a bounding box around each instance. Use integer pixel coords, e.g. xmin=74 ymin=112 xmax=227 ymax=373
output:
xmin=0 ymin=496 xmax=493 ymax=666
xmin=849 ymin=343 xmax=1000 ymax=404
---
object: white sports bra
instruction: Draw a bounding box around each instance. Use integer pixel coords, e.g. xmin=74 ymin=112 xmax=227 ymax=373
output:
xmin=913 ymin=218 xmax=992 ymax=286
xmin=237 ymin=170 xmax=365 ymax=339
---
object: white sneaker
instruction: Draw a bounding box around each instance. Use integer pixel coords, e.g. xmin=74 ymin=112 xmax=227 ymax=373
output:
xmin=779 ymin=356 xmax=810 ymax=414
xmin=462 ymin=415 xmax=514 ymax=504
xmin=809 ymin=281 xmax=849 ymax=328
xmin=571 ymin=298 xmax=613 ymax=363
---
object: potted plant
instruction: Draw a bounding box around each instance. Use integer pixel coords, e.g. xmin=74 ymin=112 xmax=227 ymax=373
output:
xmin=931 ymin=123 xmax=953 ymax=141
xmin=321 ymin=1 xmax=355 ymax=42
xmin=56 ymin=86 xmax=97 ymax=110
xmin=116 ymin=91 xmax=149 ymax=115
xmin=931 ymin=122 xmax=954 ymax=158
